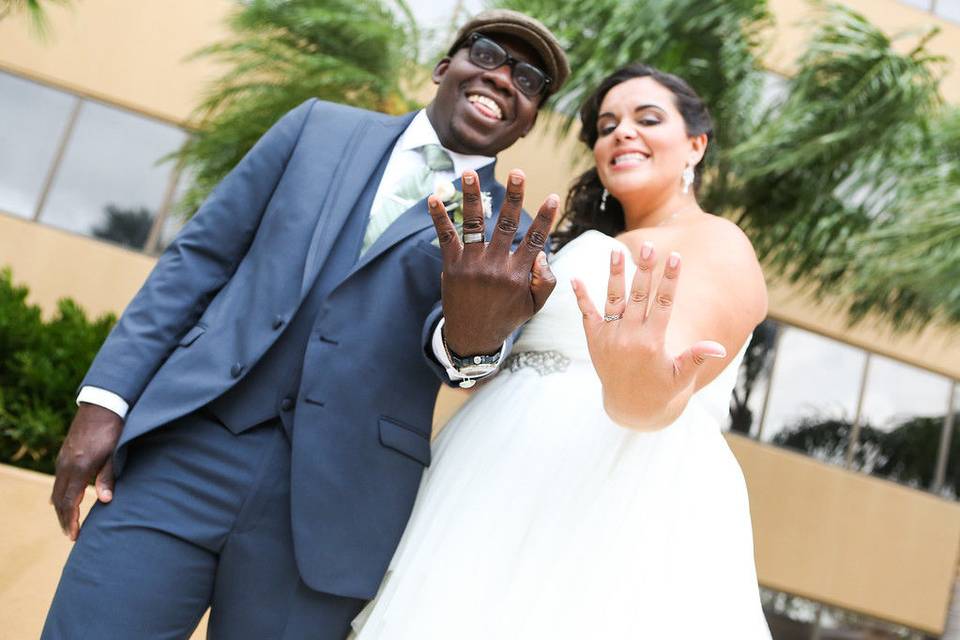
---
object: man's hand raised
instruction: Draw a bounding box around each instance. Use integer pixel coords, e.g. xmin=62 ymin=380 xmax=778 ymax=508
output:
xmin=51 ymin=403 xmax=123 ymax=540
xmin=428 ymin=169 xmax=558 ymax=356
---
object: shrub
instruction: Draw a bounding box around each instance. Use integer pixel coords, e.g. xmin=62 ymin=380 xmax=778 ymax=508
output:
xmin=0 ymin=269 xmax=115 ymax=473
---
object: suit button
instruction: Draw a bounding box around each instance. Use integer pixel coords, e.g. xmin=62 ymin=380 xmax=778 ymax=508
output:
xmin=272 ymin=315 xmax=285 ymax=330
xmin=230 ymin=363 xmax=244 ymax=378
xmin=280 ymin=397 xmax=294 ymax=412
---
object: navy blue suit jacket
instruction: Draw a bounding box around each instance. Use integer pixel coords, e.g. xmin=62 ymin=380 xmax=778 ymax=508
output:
xmin=80 ymin=99 xmax=534 ymax=599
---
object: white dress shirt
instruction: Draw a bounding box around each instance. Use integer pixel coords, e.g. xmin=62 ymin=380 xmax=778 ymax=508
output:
xmin=78 ymin=110 xmax=504 ymax=418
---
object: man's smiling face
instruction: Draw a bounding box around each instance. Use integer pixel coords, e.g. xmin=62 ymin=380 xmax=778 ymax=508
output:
xmin=427 ymin=33 xmax=544 ymax=157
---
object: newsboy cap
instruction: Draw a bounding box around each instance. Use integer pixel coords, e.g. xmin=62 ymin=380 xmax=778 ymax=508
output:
xmin=447 ymin=9 xmax=570 ymax=96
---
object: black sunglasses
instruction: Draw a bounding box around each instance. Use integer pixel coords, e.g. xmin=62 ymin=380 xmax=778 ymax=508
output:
xmin=460 ymin=33 xmax=552 ymax=98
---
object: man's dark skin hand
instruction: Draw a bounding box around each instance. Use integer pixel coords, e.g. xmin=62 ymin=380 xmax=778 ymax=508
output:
xmin=51 ymin=403 xmax=123 ymax=540
xmin=429 ymin=168 xmax=558 ymax=356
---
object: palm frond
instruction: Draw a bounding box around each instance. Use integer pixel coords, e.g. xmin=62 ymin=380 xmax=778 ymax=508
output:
xmin=172 ymin=0 xmax=419 ymax=215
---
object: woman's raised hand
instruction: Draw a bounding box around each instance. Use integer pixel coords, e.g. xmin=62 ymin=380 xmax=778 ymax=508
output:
xmin=571 ymin=242 xmax=726 ymax=430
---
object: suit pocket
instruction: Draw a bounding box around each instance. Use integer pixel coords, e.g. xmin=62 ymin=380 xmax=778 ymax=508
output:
xmin=178 ymin=324 xmax=206 ymax=347
xmin=378 ymin=417 xmax=431 ymax=466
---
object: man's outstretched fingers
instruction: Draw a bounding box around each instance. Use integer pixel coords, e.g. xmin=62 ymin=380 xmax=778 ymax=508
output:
xmin=428 ymin=195 xmax=461 ymax=264
xmin=530 ymin=251 xmax=556 ymax=312
xmin=460 ymin=170 xmax=485 ymax=253
xmin=515 ymin=194 xmax=559 ymax=266
xmin=489 ymin=170 xmax=526 ymax=254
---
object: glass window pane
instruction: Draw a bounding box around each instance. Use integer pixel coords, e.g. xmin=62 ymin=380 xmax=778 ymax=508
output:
xmin=856 ymin=356 xmax=951 ymax=489
xmin=0 ymin=72 xmax=76 ymax=219
xmin=942 ymin=384 xmax=960 ymax=500
xmin=152 ymin=167 xmax=196 ymax=254
xmin=935 ymin=0 xmax=960 ymax=21
xmin=37 ymin=100 xmax=186 ymax=250
xmin=728 ymin=319 xmax=780 ymax=437
xmin=760 ymin=327 xmax=867 ymax=467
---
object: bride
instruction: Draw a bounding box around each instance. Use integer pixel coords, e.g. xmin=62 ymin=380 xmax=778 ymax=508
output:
xmin=352 ymin=63 xmax=772 ymax=639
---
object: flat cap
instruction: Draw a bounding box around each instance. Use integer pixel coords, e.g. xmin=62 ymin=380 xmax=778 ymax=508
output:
xmin=447 ymin=9 xmax=570 ymax=96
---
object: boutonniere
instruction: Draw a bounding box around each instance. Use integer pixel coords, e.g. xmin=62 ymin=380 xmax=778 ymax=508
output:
xmin=432 ymin=179 xmax=492 ymax=246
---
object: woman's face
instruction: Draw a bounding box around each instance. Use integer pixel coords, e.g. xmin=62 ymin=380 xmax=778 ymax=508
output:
xmin=593 ymin=76 xmax=703 ymax=208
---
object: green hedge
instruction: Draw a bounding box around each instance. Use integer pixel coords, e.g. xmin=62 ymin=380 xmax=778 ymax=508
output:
xmin=0 ymin=269 xmax=115 ymax=474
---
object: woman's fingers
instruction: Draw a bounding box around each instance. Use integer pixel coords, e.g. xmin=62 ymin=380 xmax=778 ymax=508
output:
xmin=645 ymin=251 xmax=681 ymax=337
xmin=673 ymin=340 xmax=727 ymax=388
xmin=572 ymin=278 xmax=602 ymax=333
xmin=625 ymin=241 xmax=655 ymax=321
xmin=604 ymin=249 xmax=627 ymax=320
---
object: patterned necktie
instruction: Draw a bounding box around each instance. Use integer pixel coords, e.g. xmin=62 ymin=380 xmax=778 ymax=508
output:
xmin=361 ymin=143 xmax=455 ymax=254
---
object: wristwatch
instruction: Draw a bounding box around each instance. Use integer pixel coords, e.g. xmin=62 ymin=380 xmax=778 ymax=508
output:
xmin=441 ymin=329 xmax=502 ymax=388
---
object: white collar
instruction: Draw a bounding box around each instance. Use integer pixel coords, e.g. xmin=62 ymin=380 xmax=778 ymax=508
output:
xmin=397 ymin=110 xmax=495 ymax=176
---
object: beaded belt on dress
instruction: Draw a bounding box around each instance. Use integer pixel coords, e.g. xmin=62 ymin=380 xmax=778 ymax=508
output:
xmin=501 ymin=350 xmax=570 ymax=376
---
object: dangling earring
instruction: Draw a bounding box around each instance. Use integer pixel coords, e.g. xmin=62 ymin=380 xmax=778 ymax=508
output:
xmin=681 ymin=164 xmax=695 ymax=195
xmin=599 ymin=188 xmax=609 ymax=212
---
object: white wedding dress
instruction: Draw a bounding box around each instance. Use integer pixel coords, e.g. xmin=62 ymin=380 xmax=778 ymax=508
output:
xmin=351 ymin=230 xmax=771 ymax=639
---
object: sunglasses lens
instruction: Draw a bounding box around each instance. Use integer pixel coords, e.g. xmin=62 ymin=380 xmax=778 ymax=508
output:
xmin=466 ymin=35 xmax=548 ymax=97
xmin=469 ymin=37 xmax=506 ymax=69
xmin=513 ymin=63 xmax=546 ymax=96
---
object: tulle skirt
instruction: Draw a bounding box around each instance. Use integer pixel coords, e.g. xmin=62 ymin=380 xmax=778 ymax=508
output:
xmin=351 ymin=361 xmax=771 ymax=639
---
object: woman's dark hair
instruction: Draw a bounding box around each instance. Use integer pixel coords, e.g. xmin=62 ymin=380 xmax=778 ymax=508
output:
xmin=553 ymin=63 xmax=713 ymax=249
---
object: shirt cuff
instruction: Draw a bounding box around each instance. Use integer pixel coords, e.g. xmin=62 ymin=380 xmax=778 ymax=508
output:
xmin=77 ymin=386 xmax=129 ymax=420
xmin=431 ymin=317 xmax=506 ymax=381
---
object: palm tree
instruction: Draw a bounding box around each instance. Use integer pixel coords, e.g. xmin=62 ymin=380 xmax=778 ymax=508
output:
xmin=499 ymin=0 xmax=957 ymax=332
xmin=0 ymin=0 xmax=70 ymax=37
xmin=172 ymin=0 xmax=419 ymax=216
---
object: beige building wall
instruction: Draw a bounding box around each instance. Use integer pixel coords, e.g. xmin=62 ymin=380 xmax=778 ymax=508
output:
xmin=0 ymin=0 xmax=232 ymax=124
xmin=767 ymin=0 xmax=960 ymax=103
xmin=2 ymin=0 xmax=959 ymax=634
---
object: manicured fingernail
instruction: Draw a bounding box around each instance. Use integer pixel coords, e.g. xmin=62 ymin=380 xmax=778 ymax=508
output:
xmin=611 ymin=249 xmax=621 ymax=266
xmin=546 ymin=194 xmax=559 ymax=208
xmin=463 ymin=173 xmax=475 ymax=185
xmin=538 ymin=251 xmax=548 ymax=267
xmin=511 ymin=172 xmax=523 ymax=185
xmin=641 ymin=241 xmax=653 ymax=260
xmin=668 ymin=252 xmax=680 ymax=269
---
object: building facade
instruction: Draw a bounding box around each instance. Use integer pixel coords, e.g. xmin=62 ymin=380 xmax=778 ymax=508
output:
xmin=1 ymin=0 xmax=959 ymax=637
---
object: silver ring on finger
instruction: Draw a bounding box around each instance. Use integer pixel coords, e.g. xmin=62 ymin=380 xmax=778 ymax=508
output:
xmin=603 ymin=313 xmax=623 ymax=322
xmin=462 ymin=231 xmax=484 ymax=244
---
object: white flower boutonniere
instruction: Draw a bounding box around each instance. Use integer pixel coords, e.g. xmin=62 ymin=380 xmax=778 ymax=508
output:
xmin=432 ymin=178 xmax=492 ymax=246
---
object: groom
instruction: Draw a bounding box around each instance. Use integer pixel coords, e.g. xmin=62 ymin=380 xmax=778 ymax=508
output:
xmin=42 ymin=10 xmax=569 ymax=639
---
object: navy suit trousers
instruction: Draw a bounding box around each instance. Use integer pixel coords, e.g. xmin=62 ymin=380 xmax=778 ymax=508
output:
xmin=42 ymin=411 xmax=365 ymax=640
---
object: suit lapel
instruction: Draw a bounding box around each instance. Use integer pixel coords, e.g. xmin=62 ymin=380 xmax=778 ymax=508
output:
xmin=300 ymin=111 xmax=416 ymax=299
xmin=349 ymin=160 xmax=500 ymax=276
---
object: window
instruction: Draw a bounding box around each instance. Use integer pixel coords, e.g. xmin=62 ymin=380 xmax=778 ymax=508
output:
xmin=935 ymin=0 xmax=960 ymax=21
xmin=761 ymin=588 xmax=927 ymax=639
xmin=728 ymin=319 xmax=780 ymax=437
xmin=0 ymin=71 xmax=76 ymax=219
xmin=759 ymin=327 xmax=867 ymax=466
xmin=36 ymin=100 xmax=186 ymax=250
xmin=855 ymin=355 xmax=952 ymax=489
